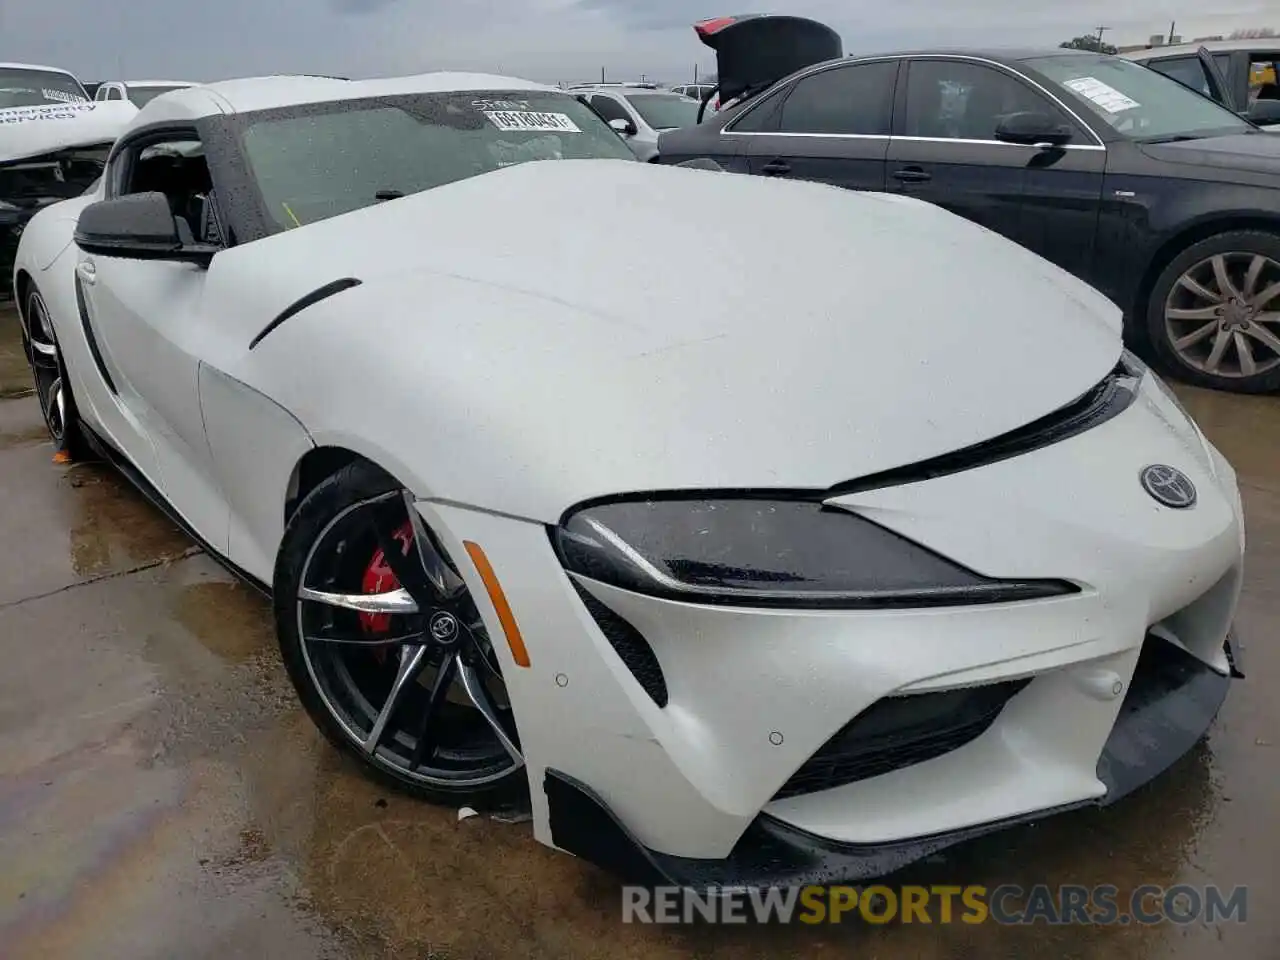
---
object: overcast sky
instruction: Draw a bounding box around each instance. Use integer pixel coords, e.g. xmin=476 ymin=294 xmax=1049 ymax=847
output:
xmin=0 ymin=0 xmax=1275 ymax=85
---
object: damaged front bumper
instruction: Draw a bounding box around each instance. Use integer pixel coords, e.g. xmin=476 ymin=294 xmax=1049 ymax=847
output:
xmin=545 ymin=632 xmax=1243 ymax=890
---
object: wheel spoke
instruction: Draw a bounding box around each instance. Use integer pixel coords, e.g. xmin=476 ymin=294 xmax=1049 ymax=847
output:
xmin=364 ymin=644 xmax=430 ymax=755
xmin=304 ymin=628 xmax=424 ymax=646
xmin=1174 ymin=320 xmax=1219 ymax=351
xmin=370 ymin=498 xmax=436 ymax=601
xmin=1167 ymin=306 xmax=1221 ymax=323
xmin=1234 ymin=331 xmax=1258 ymax=377
xmin=401 ymin=491 xmax=467 ymax=600
xmin=30 ymin=337 xmax=57 ymax=358
xmin=1254 ymin=311 xmax=1280 ymax=325
xmin=1211 ymin=255 xmax=1240 ymax=300
xmin=1205 ymin=328 xmax=1232 ymax=372
xmin=298 ymin=585 xmax=418 ymax=614
xmin=1244 ymin=322 xmax=1280 ymax=359
xmin=1249 ymin=279 xmax=1280 ymax=310
xmin=457 ymin=659 xmax=523 ymax=765
xmin=47 ymin=377 xmax=64 ymax=438
xmin=1178 ymin=273 xmax=1223 ymax=303
xmin=407 ymin=652 xmax=459 ymax=769
xmin=1243 ymin=255 xmax=1266 ymax=298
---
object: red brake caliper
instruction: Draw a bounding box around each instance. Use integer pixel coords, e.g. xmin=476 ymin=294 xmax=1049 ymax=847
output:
xmin=360 ymin=521 xmax=414 ymax=642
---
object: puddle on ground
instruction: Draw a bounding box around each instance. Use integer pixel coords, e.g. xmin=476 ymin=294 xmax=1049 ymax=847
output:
xmin=0 ymin=305 xmax=33 ymax=400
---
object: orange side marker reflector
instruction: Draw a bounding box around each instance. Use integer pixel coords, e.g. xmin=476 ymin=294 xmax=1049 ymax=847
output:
xmin=52 ymin=450 xmax=73 ymax=464
xmin=463 ymin=541 xmax=531 ymax=668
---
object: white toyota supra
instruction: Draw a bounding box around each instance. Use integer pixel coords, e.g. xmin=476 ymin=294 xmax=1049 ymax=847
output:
xmin=11 ymin=71 xmax=1246 ymax=889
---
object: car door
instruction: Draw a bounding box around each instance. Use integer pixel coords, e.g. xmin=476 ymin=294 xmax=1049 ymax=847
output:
xmin=888 ymin=57 xmax=1106 ymax=278
xmin=75 ymin=128 xmax=230 ymax=545
xmin=739 ymin=58 xmax=898 ymax=191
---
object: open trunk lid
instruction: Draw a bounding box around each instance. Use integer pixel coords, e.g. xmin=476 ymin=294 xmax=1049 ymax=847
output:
xmin=693 ymin=14 xmax=842 ymax=103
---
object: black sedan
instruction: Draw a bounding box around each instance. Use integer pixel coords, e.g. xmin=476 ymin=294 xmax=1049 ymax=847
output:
xmin=659 ymin=16 xmax=1280 ymax=394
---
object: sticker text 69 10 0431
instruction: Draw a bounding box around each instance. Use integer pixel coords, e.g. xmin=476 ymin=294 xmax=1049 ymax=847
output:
xmin=483 ymin=110 xmax=581 ymax=133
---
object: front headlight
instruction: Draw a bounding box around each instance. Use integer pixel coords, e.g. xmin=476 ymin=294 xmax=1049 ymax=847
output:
xmin=1123 ymin=347 xmax=1198 ymax=424
xmin=553 ymin=497 xmax=1075 ymax=608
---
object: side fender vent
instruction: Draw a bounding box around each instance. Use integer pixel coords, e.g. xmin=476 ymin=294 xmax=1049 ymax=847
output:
xmin=572 ymin=581 xmax=669 ymax=707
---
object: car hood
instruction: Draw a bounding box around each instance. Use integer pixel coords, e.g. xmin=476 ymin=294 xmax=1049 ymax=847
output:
xmin=1139 ymin=131 xmax=1280 ymax=176
xmin=222 ymin=159 xmax=1123 ymax=521
xmin=0 ymin=101 xmax=137 ymax=164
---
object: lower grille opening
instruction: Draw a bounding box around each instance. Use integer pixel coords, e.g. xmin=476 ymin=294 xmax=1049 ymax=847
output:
xmin=773 ymin=678 xmax=1031 ymax=801
xmin=572 ymin=581 xmax=669 ymax=707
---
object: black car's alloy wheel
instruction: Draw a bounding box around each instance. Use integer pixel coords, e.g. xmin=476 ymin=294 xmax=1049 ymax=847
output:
xmin=274 ymin=461 xmax=526 ymax=806
xmin=1149 ymin=231 xmax=1280 ymax=394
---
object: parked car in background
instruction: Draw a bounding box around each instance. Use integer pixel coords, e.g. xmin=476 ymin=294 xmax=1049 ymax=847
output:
xmin=569 ymin=84 xmax=702 ymax=160
xmin=94 ymin=80 xmax=196 ymax=108
xmin=660 ymin=15 xmax=1280 ymax=394
xmin=1 ymin=63 xmax=136 ymax=293
xmin=1124 ymin=41 xmax=1280 ymax=130
xmin=670 ymin=82 xmax=718 ymax=106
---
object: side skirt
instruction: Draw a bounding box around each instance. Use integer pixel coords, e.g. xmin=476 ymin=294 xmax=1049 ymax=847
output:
xmin=79 ymin=420 xmax=272 ymax=597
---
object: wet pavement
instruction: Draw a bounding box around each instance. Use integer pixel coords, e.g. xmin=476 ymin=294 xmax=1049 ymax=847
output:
xmin=0 ymin=303 xmax=1276 ymax=960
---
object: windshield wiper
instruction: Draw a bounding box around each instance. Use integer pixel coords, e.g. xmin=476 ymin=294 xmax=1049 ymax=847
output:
xmin=374 ymin=189 xmax=405 ymax=202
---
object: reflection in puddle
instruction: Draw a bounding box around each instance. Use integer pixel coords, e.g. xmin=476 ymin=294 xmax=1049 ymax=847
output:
xmin=0 ymin=306 xmax=33 ymax=400
xmin=64 ymin=465 xmax=193 ymax=577
xmin=174 ymin=580 xmax=273 ymax=664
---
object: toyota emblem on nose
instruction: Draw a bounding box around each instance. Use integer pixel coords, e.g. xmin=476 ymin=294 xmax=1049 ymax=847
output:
xmin=1140 ymin=464 xmax=1197 ymax=509
xmin=428 ymin=610 xmax=460 ymax=645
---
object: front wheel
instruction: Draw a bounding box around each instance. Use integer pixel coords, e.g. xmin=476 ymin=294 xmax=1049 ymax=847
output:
xmin=22 ymin=283 xmax=90 ymax=459
xmin=1146 ymin=230 xmax=1280 ymax=394
xmin=273 ymin=460 xmax=527 ymax=807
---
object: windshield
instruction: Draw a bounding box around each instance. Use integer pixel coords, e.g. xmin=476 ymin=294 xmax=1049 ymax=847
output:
xmin=627 ymin=93 xmax=702 ymax=129
xmin=238 ymin=90 xmax=636 ymax=230
xmin=0 ymin=68 xmax=90 ymax=110
xmin=1025 ymin=53 xmax=1254 ymax=142
xmin=129 ymin=85 xmax=188 ymax=107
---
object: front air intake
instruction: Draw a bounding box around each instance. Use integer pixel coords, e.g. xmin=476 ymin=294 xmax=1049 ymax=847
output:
xmin=572 ymin=581 xmax=669 ymax=707
xmin=774 ymin=678 xmax=1031 ymax=800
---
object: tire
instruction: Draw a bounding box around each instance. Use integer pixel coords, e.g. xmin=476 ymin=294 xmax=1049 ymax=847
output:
xmin=273 ymin=460 xmax=527 ymax=808
xmin=1145 ymin=230 xmax=1280 ymax=394
xmin=22 ymin=282 xmax=92 ymax=460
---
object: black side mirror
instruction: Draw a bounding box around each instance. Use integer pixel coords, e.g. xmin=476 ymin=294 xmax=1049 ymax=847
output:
xmin=1248 ymin=99 xmax=1280 ymax=125
xmin=74 ymin=191 xmax=217 ymax=266
xmin=994 ymin=111 xmax=1074 ymax=147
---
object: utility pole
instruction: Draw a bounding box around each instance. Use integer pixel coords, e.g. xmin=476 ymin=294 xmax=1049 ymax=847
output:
xmin=694 ymin=63 xmax=699 ymax=84
xmin=1168 ymin=20 xmax=1177 ymax=43
xmin=1095 ymin=25 xmax=1109 ymax=48
xmin=600 ymin=66 xmax=605 ymax=83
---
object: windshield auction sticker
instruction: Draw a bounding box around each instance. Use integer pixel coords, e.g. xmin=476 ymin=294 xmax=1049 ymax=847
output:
xmin=1062 ymin=77 xmax=1140 ymax=114
xmin=483 ymin=110 xmax=581 ymax=133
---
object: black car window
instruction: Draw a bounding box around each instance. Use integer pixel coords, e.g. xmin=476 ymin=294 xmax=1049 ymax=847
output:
xmin=1148 ymin=56 xmax=1213 ymax=97
xmin=589 ymin=95 xmax=632 ymax=124
xmin=1248 ymin=56 xmax=1279 ymax=101
xmin=775 ymin=61 xmax=897 ymax=135
xmin=728 ymin=90 xmax=786 ymax=132
xmin=904 ymin=60 xmax=1062 ymax=140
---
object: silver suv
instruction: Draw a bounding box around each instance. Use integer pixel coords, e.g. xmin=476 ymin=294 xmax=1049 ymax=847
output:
xmin=569 ymin=85 xmax=704 ymax=161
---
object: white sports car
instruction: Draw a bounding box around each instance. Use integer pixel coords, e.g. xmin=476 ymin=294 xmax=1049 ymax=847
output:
xmin=11 ymin=71 xmax=1246 ymax=888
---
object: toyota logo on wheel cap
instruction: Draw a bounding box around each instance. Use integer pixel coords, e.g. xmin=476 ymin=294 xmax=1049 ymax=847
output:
xmin=1140 ymin=464 xmax=1197 ymax=509
xmin=428 ymin=610 xmax=460 ymax=645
